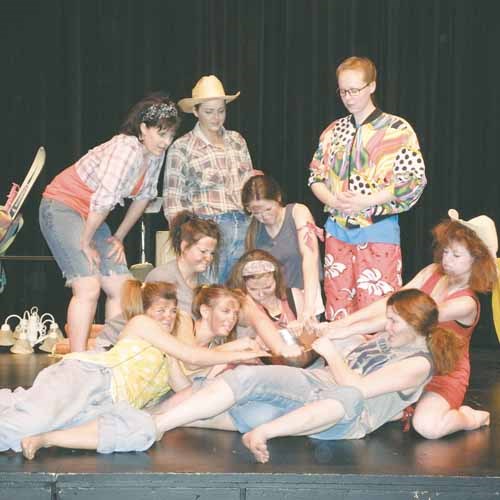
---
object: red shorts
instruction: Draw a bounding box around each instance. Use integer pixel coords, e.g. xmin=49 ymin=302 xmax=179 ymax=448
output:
xmin=324 ymin=235 xmax=402 ymax=320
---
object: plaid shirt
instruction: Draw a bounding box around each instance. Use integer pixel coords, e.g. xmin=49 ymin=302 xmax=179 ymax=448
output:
xmin=309 ymin=110 xmax=426 ymax=228
xmin=76 ymin=134 xmax=164 ymax=212
xmin=163 ymin=123 xmax=253 ymax=220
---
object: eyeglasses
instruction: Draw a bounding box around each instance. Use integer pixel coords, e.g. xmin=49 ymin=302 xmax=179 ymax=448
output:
xmin=336 ymin=82 xmax=371 ymax=98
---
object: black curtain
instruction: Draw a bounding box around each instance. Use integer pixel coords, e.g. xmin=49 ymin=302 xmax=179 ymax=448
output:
xmin=1 ymin=0 xmax=498 ymax=346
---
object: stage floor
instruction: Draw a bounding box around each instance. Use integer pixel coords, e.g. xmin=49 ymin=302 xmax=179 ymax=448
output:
xmin=0 ymin=349 xmax=499 ymax=499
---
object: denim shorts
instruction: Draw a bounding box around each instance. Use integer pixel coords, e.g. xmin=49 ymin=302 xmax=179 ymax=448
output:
xmin=220 ymin=365 xmax=364 ymax=440
xmin=199 ymin=210 xmax=249 ymax=285
xmin=39 ymin=198 xmax=130 ymax=285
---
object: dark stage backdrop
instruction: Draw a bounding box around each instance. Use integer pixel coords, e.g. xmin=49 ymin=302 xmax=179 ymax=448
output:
xmin=1 ymin=0 xmax=498 ymax=346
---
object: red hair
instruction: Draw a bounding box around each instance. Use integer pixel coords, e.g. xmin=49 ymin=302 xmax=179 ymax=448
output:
xmin=387 ymin=289 xmax=464 ymax=375
xmin=432 ymin=220 xmax=497 ymax=293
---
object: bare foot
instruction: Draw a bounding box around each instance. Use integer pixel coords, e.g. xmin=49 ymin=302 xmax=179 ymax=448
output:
xmin=21 ymin=434 xmax=48 ymax=460
xmin=242 ymin=429 xmax=270 ymax=463
xmin=459 ymin=405 xmax=490 ymax=430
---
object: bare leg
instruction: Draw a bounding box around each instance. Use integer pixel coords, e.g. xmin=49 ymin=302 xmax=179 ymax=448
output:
xmin=101 ymin=274 xmax=129 ymax=320
xmin=148 ymin=387 xmax=194 ymax=416
xmin=154 ymin=378 xmax=237 ymax=434
xmin=413 ymin=392 xmax=490 ymax=439
xmin=184 ymin=412 xmax=237 ymax=431
xmin=243 ymin=399 xmax=345 ymax=463
xmin=67 ymin=276 xmax=101 ymax=352
xmin=21 ymin=419 xmax=99 ymax=460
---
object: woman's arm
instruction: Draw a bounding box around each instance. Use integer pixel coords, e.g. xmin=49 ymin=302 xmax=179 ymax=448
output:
xmin=107 ymin=198 xmax=150 ymax=263
xmin=312 ymin=336 xmax=431 ymax=399
xmin=238 ymin=296 xmax=302 ymax=357
xmin=293 ymin=204 xmax=322 ymax=320
xmin=324 ymin=264 xmax=437 ymax=333
xmin=163 ymin=146 xmax=188 ymax=225
xmin=124 ymin=315 xmax=267 ymax=366
xmin=166 ymin=356 xmax=192 ymax=392
xmin=310 ymin=182 xmax=338 ymax=209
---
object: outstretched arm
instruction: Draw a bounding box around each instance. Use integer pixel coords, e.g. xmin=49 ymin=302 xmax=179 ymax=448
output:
xmin=124 ymin=315 xmax=267 ymax=366
xmin=312 ymin=336 xmax=431 ymax=398
xmin=238 ymin=296 xmax=302 ymax=357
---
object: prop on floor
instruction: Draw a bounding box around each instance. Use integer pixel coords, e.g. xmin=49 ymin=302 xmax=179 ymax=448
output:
xmin=0 ymin=306 xmax=63 ymax=354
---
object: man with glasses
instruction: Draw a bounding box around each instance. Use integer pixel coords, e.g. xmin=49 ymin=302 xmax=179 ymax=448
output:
xmin=308 ymin=56 xmax=427 ymax=320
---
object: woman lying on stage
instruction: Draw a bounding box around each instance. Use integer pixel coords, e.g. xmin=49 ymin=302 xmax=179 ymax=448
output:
xmin=0 ymin=280 xmax=269 ymax=455
xmin=21 ymin=289 xmax=461 ymax=462
xmin=321 ymin=209 xmax=498 ymax=439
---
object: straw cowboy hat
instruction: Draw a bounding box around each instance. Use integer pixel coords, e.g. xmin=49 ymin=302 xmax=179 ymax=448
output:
xmin=448 ymin=209 xmax=498 ymax=258
xmin=448 ymin=209 xmax=500 ymax=341
xmin=177 ymin=75 xmax=240 ymax=113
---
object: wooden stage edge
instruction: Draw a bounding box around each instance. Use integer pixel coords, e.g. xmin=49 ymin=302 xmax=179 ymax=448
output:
xmin=0 ymin=349 xmax=500 ymax=499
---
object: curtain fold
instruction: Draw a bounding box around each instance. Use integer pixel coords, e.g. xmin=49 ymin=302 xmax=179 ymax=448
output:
xmin=1 ymin=0 xmax=498 ymax=345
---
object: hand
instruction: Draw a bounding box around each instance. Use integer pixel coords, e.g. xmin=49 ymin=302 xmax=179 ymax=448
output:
xmin=336 ymin=191 xmax=372 ymax=215
xmin=107 ymin=235 xmax=126 ymax=264
xmin=285 ymin=320 xmax=304 ymax=338
xmin=225 ymin=337 xmax=264 ymax=352
xmin=312 ymin=336 xmax=338 ymax=358
xmin=81 ymin=241 xmax=101 ymax=270
xmin=237 ymin=349 xmax=271 ymax=362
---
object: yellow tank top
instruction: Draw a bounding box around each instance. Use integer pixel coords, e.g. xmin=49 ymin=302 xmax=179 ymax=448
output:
xmin=65 ymin=336 xmax=170 ymax=408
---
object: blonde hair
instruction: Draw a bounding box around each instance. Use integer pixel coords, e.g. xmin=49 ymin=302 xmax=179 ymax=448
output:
xmin=336 ymin=56 xmax=377 ymax=83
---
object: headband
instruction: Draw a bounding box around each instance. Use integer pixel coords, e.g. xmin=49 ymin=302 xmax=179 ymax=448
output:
xmin=242 ymin=260 xmax=276 ymax=277
xmin=141 ymin=102 xmax=178 ymax=123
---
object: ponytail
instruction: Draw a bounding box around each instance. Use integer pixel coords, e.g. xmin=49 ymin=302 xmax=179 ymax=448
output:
xmin=122 ymin=280 xmax=145 ymax=320
xmin=427 ymin=326 xmax=465 ymax=375
xmin=245 ymin=217 xmax=259 ymax=251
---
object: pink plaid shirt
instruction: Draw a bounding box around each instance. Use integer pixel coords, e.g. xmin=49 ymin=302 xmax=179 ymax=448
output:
xmin=74 ymin=134 xmax=164 ymax=212
xmin=163 ymin=123 xmax=253 ymax=221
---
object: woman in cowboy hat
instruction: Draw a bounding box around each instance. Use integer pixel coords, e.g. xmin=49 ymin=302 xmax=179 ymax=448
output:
xmin=164 ymin=75 xmax=259 ymax=285
xmin=322 ymin=209 xmax=499 ymax=438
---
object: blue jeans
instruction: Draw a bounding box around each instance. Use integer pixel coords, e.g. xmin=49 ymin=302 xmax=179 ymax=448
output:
xmin=200 ymin=211 xmax=249 ymax=284
xmin=221 ymin=365 xmax=364 ymax=440
xmin=39 ymin=198 xmax=130 ymax=285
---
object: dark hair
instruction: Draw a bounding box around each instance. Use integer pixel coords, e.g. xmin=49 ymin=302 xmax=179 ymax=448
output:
xmin=241 ymin=175 xmax=284 ymax=250
xmin=227 ymin=249 xmax=286 ymax=300
xmin=191 ymin=285 xmax=245 ymax=320
xmin=120 ymin=92 xmax=181 ymax=138
xmin=168 ymin=210 xmax=220 ymax=270
xmin=432 ymin=220 xmax=498 ymax=293
xmin=387 ymin=289 xmax=464 ymax=375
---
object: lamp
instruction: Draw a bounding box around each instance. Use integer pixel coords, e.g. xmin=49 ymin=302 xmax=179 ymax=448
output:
xmin=1 ymin=307 xmax=61 ymax=355
xmin=0 ymin=323 xmax=15 ymax=346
